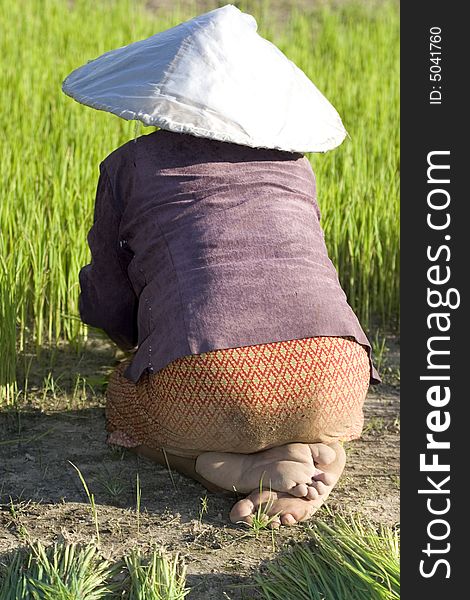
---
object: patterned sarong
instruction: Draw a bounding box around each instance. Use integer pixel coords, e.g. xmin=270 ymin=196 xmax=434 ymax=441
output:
xmin=106 ymin=336 xmax=370 ymax=457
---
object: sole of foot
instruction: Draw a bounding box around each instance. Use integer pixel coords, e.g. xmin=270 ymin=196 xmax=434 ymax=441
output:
xmin=229 ymin=442 xmax=346 ymax=528
xmin=196 ymin=441 xmax=338 ymax=498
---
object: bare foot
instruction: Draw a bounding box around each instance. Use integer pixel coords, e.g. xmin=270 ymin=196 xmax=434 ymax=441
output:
xmin=229 ymin=443 xmax=345 ymax=527
xmin=196 ymin=442 xmax=338 ymax=498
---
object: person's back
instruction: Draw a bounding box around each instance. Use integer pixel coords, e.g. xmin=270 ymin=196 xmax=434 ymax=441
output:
xmin=81 ymin=129 xmax=376 ymax=384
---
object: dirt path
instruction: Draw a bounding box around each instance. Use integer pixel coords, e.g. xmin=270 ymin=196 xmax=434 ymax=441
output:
xmin=0 ymin=340 xmax=399 ymax=599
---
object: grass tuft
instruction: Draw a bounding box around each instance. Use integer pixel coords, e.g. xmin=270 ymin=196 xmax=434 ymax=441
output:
xmin=123 ymin=546 xmax=190 ymax=600
xmin=0 ymin=541 xmax=116 ymax=600
xmin=254 ymin=512 xmax=400 ymax=600
xmin=0 ymin=543 xmax=190 ymax=600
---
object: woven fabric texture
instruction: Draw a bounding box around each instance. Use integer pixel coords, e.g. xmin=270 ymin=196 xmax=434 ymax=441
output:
xmin=106 ymin=336 xmax=370 ymax=457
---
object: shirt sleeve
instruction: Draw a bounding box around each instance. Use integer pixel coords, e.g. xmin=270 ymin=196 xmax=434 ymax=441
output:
xmin=78 ymin=164 xmax=138 ymax=351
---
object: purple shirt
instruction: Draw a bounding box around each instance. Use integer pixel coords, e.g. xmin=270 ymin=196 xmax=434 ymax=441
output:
xmin=79 ymin=130 xmax=380 ymax=383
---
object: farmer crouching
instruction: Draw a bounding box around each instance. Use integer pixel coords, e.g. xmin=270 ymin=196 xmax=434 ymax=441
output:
xmin=63 ymin=5 xmax=380 ymax=528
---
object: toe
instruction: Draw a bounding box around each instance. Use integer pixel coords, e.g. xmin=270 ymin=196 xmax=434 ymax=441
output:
xmin=289 ymin=483 xmax=309 ymax=497
xmin=311 ymin=480 xmax=328 ymax=495
xmin=312 ymin=469 xmax=337 ymax=487
xmin=305 ymin=485 xmax=319 ymax=500
xmin=309 ymin=443 xmax=337 ymax=467
xmin=280 ymin=513 xmax=297 ymax=526
xmin=229 ymin=497 xmax=256 ymax=524
xmin=230 ymin=490 xmax=280 ymax=524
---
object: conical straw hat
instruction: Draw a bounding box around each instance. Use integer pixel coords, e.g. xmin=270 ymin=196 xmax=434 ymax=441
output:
xmin=62 ymin=4 xmax=347 ymax=153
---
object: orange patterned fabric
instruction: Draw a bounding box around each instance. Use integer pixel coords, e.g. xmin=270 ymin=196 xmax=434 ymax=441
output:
xmin=106 ymin=336 xmax=370 ymax=457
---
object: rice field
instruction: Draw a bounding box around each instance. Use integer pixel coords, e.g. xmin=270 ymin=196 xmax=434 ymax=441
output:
xmin=0 ymin=0 xmax=399 ymax=404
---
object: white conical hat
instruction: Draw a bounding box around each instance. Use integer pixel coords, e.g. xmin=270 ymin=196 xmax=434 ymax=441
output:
xmin=62 ymin=4 xmax=347 ymax=153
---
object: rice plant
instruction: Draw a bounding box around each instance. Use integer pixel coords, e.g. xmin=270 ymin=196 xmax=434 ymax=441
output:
xmin=123 ymin=546 xmax=189 ymax=600
xmin=0 ymin=0 xmax=399 ymax=403
xmin=95 ymin=468 xmax=126 ymax=501
xmin=371 ymin=330 xmax=389 ymax=373
xmin=234 ymin=478 xmax=281 ymax=553
xmin=68 ymin=461 xmax=101 ymax=546
xmin=245 ymin=483 xmax=282 ymax=537
xmin=0 ymin=543 xmax=190 ymax=599
xmin=0 ymin=541 xmax=116 ymax=599
xmin=254 ymin=513 xmax=400 ymax=600
xmin=198 ymin=494 xmax=209 ymax=525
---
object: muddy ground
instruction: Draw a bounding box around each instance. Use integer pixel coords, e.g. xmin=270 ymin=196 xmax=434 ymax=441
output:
xmin=0 ymin=336 xmax=399 ymax=599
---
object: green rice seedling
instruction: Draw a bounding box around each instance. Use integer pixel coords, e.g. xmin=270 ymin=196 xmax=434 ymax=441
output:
xmin=0 ymin=541 xmax=116 ymax=600
xmin=254 ymin=512 xmax=400 ymax=600
xmin=236 ymin=477 xmax=281 ymax=540
xmin=71 ymin=373 xmax=88 ymax=404
xmin=7 ymin=497 xmax=30 ymax=541
xmin=8 ymin=497 xmax=17 ymax=520
xmin=41 ymin=372 xmax=65 ymax=404
xmin=371 ymin=331 xmax=389 ymax=374
xmin=0 ymin=548 xmax=32 ymax=600
xmin=250 ymin=480 xmax=280 ymax=536
xmin=249 ymin=502 xmax=281 ymax=538
xmin=123 ymin=546 xmax=189 ymax=600
xmin=198 ymin=494 xmax=209 ymax=525
xmin=95 ymin=468 xmax=126 ymax=501
xmin=68 ymin=461 xmax=100 ymax=546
